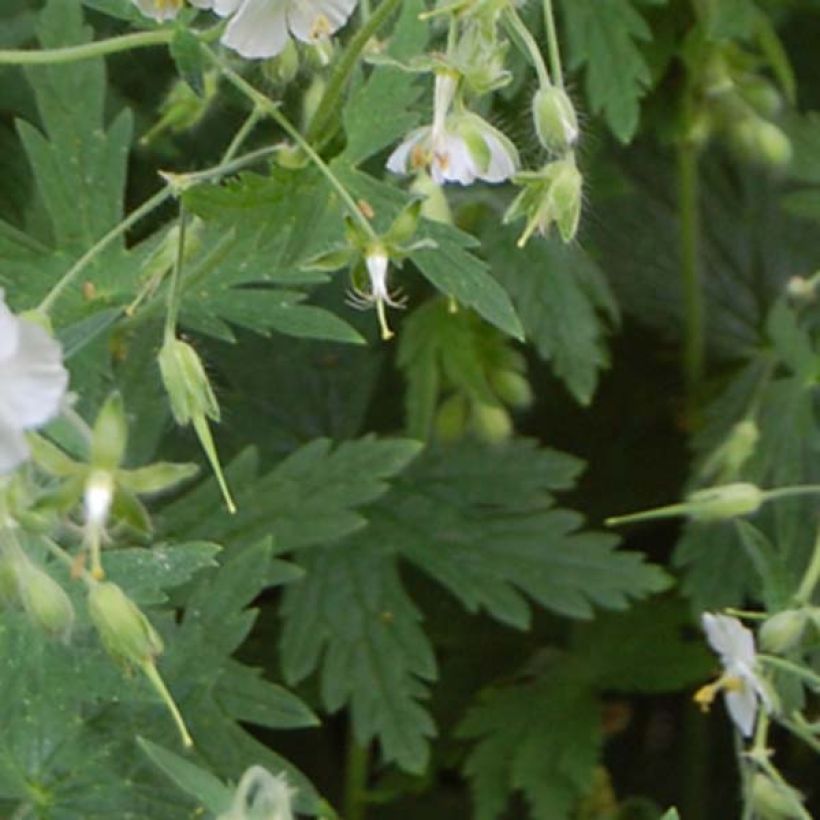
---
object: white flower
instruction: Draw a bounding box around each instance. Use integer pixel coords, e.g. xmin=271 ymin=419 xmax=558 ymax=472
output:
xmin=347 ymin=249 xmax=405 ymax=341
xmin=387 ymin=74 xmax=518 ymax=186
xmin=696 ymin=613 xmax=772 ymax=736
xmin=0 ymin=292 xmax=68 ymax=475
xmin=130 ymin=0 xmax=184 ymax=21
xmin=218 ymin=766 xmax=295 ymax=820
xmin=191 ymin=0 xmax=358 ymax=59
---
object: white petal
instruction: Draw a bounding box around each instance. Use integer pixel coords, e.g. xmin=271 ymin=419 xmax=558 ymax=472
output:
xmin=365 ymin=252 xmax=389 ymax=301
xmin=725 ymin=686 xmax=758 ymax=737
xmin=481 ymin=128 xmax=519 ymax=183
xmin=222 ymin=0 xmax=290 ymax=58
xmin=212 ymin=0 xmax=244 ymax=14
xmin=436 ymin=132 xmax=478 ymax=186
xmin=386 ymin=129 xmax=429 ymax=175
xmin=0 ymin=291 xmax=19 ymax=360
xmin=702 ymin=613 xmax=756 ymax=668
xmin=0 ymin=319 xmax=67 ymax=429
xmin=431 ymin=73 xmax=457 ymax=138
xmin=287 ymin=0 xmax=357 ymax=43
xmin=0 ymin=409 xmax=29 ymax=475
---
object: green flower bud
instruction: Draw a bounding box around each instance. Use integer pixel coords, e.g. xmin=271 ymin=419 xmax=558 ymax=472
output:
xmin=732 ymin=117 xmax=792 ymax=168
xmin=471 ymin=402 xmax=512 ymax=444
xmin=302 ymin=76 xmax=327 ymax=131
xmin=90 ymin=393 xmax=128 ymax=471
xmin=738 ymin=76 xmax=783 ymax=119
xmin=16 ymin=560 xmax=75 ymax=642
xmin=140 ymin=72 xmax=218 ymax=146
xmin=88 ymin=581 xmax=163 ymax=666
xmin=435 ymin=393 xmax=469 ymax=442
xmin=686 ymin=482 xmax=764 ymax=521
xmin=533 ymin=85 xmax=579 ymax=154
xmin=490 ymin=369 xmax=533 ymax=409
xmin=219 ymin=766 xmax=296 ymax=820
xmin=261 ymin=39 xmax=300 ymax=86
xmin=550 ymin=160 xmax=583 ymax=242
xmin=750 ymin=773 xmax=806 ymax=819
xmin=158 ymin=337 xmax=219 ymax=426
xmin=760 ymin=609 xmax=807 ymax=654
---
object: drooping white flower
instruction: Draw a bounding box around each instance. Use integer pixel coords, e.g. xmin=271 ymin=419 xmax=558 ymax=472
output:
xmin=0 ymin=292 xmax=68 ymax=475
xmin=387 ymin=73 xmax=518 ymax=186
xmin=130 ymin=0 xmax=184 ymax=21
xmin=696 ymin=613 xmax=772 ymax=736
xmin=347 ymin=249 xmax=405 ymax=341
xmin=191 ymin=0 xmax=358 ymax=59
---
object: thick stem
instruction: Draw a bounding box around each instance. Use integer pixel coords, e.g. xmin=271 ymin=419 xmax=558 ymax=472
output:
xmin=677 ymin=140 xmax=704 ymax=414
xmin=343 ymin=734 xmax=369 ymax=820
xmin=504 ymin=8 xmax=550 ymax=89
xmin=306 ymin=0 xmax=403 ymax=146
xmin=542 ymin=0 xmax=564 ymax=87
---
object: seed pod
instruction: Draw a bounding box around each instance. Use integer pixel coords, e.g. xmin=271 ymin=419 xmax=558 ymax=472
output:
xmin=686 ymin=482 xmax=764 ymax=521
xmin=435 ymin=393 xmax=469 ymax=442
xmin=490 ymin=369 xmax=533 ymax=409
xmin=471 ymin=402 xmax=512 ymax=444
xmin=88 ymin=581 xmax=163 ymax=666
xmin=158 ymin=337 xmax=219 ymax=426
xmin=760 ymin=609 xmax=807 ymax=654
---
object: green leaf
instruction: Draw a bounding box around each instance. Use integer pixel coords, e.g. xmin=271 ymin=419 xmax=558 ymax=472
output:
xmin=561 ymin=0 xmax=662 ymax=142
xmin=572 ymin=598 xmax=712 ymax=692
xmin=458 ymin=665 xmax=601 ymax=820
xmin=703 ymin=0 xmax=759 ymax=40
xmin=486 ymin=224 xmax=618 ymax=405
xmin=370 ymin=440 xmax=669 ymax=629
xmin=280 ymin=541 xmax=437 ymax=773
xmin=342 ymin=0 xmax=428 ymax=164
xmin=138 ymin=737 xmax=234 ymax=815
xmin=169 ymin=26 xmax=205 ymax=96
xmin=160 ymin=437 xmax=423 ymax=551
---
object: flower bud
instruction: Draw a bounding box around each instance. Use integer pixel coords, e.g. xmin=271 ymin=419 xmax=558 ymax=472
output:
xmin=90 ymin=393 xmax=128 ymax=471
xmin=88 ymin=581 xmax=163 ymax=666
xmin=435 ymin=393 xmax=469 ymax=442
xmin=158 ymin=337 xmax=219 ymax=426
xmin=750 ymin=772 xmax=806 ymax=819
xmin=732 ymin=117 xmax=792 ymax=168
xmin=686 ymin=482 xmax=764 ymax=521
xmin=739 ymin=77 xmax=783 ymax=119
xmin=409 ymin=173 xmax=453 ymax=225
xmin=302 ymin=76 xmax=326 ymax=131
xmin=471 ymin=402 xmax=512 ymax=444
xmin=261 ymin=40 xmax=300 ymax=86
xmin=760 ymin=609 xmax=807 ymax=654
xmin=533 ymin=85 xmax=579 ymax=154
xmin=140 ymin=72 xmax=218 ymax=146
xmin=16 ymin=560 xmax=75 ymax=642
xmin=490 ymin=369 xmax=533 ymax=409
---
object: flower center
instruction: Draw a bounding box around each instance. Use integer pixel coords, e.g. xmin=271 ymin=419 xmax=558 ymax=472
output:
xmin=693 ymin=674 xmax=746 ymax=712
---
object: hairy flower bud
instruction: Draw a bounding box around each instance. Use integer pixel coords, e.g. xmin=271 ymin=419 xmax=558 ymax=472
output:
xmin=490 ymin=369 xmax=533 ymax=409
xmin=471 ymin=402 xmax=512 ymax=444
xmin=732 ymin=117 xmax=792 ymax=168
xmin=219 ymin=766 xmax=296 ymax=820
xmin=686 ymin=482 xmax=764 ymax=521
xmin=532 ymin=85 xmax=579 ymax=154
xmin=435 ymin=393 xmax=469 ymax=442
xmin=16 ymin=560 xmax=75 ymax=642
xmin=88 ymin=581 xmax=163 ymax=666
xmin=760 ymin=609 xmax=807 ymax=654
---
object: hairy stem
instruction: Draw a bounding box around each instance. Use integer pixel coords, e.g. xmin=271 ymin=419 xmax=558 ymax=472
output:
xmin=542 ymin=0 xmax=564 ymax=87
xmin=504 ymin=8 xmax=550 ymax=89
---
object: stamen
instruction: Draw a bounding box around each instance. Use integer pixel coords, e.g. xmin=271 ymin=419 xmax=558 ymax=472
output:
xmin=693 ymin=681 xmax=719 ymax=713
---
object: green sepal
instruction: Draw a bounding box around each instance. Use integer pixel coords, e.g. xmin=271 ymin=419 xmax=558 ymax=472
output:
xmin=27 ymin=434 xmax=82 ymax=478
xmin=111 ymin=489 xmax=153 ymax=536
xmin=118 ymin=462 xmax=199 ymax=495
xmin=91 ymin=392 xmax=128 ymax=471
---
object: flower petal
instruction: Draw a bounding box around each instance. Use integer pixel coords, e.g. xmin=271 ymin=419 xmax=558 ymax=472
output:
xmin=222 ymin=0 xmax=290 ymax=58
xmin=386 ymin=129 xmax=429 ymax=175
xmin=287 ymin=0 xmax=357 ymax=43
xmin=0 ymin=291 xmax=19 ymax=361
xmin=702 ymin=612 xmax=756 ymax=668
xmin=0 ymin=319 xmax=67 ymax=429
xmin=0 ymin=409 xmax=30 ymax=475
xmin=725 ymin=685 xmax=758 ymax=737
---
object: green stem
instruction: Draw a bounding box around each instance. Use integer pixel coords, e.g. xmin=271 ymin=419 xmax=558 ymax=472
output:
xmin=542 ymin=0 xmax=564 ymax=87
xmin=343 ymin=734 xmax=369 ymax=820
xmin=39 ymin=186 xmax=173 ymax=315
xmin=677 ymin=139 xmax=704 ymax=413
xmin=141 ymin=660 xmax=194 ymax=749
xmin=0 ymin=30 xmax=173 ymax=66
xmin=762 ymin=485 xmax=820 ymax=503
xmin=796 ymin=527 xmax=820 ymax=604
xmin=306 ymin=0 xmax=403 ymax=147
xmin=758 ymin=654 xmax=820 ymax=691
xmin=504 ymin=8 xmax=550 ymax=89
xmin=205 ymin=49 xmax=377 ymax=239
xmin=221 ymin=107 xmax=263 ymax=165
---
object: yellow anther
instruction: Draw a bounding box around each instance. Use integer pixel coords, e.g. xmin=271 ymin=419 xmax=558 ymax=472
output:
xmin=693 ymin=682 xmax=719 ymax=713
